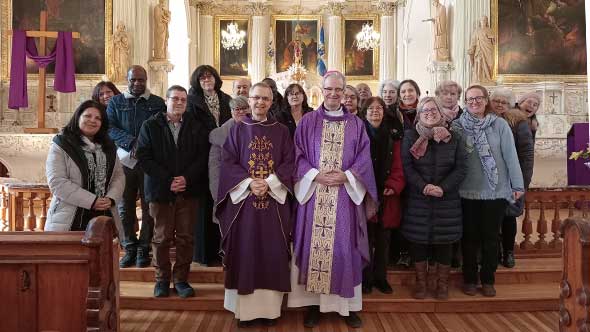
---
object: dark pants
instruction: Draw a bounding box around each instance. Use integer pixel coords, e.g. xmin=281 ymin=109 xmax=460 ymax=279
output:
xmin=411 ymin=243 xmax=452 ymax=265
xmin=501 ymin=215 xmax=517 ymax=253
xmin=461 ymin=199 xmax=507 ymax=285
xmin=119 ymin=165 xmax=153 ymax=251
xmin=193 ymin=192 xmax=221 ymax=265
xmin=363 ymin=222 xmax=391 ymax=284
xmin=389 ymin=229 xmax=410 ymax=263
xmin=150 ymin=197 xmax=198 ymax=282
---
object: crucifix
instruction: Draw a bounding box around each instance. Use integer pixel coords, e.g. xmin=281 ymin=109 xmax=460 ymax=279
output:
xmin=549 ymin=91 xmax=559 ymax=105
xmin=9 ymin=10 xmax=80 ymax=134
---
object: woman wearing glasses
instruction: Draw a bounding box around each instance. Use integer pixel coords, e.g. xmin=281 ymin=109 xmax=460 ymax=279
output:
xmin=342 ymin=85 xmax=361 ymax=117
xmin=401 ymin=97 xmax=467 ymax=300
xmin=361 ymin=96 xmax=405 ymax=295
xmin=489 ymin=88 xmax=534 ymax=269
xmin=187 ymin=65 xmax=232 ymax=266
xmin=453 ymin=85 xmax=524 ymax=297
xmin=209 ymin=96 xmax=252 ymax=224
xmin=275 ymin=83 xmax=314 ymax=137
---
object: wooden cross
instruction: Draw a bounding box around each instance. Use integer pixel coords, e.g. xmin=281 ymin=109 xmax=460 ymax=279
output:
xmin=9 ymin=10 xmax=80 ymax=134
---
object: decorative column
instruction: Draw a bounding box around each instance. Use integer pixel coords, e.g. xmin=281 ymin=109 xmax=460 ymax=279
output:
xmin=187 ymin=0 xmax=199 ymax=75
xmin=248 ymin=2 xmax=271 ymax=83
xmin=377 ymin=1 xmax=403 ymax=81
xmin=149 ymin=1 xmax=173 ymax=96
xmin=325 ymin=2 xmax=345 ymax=72
xmin=148 ymin=61 xmax=174 ymax=98
xmin=193 ymin=2 xmax=215 ymax=66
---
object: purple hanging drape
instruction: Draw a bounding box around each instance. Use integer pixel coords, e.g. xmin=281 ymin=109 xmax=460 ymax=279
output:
xmin=8 ymin=30 xmax=76 ymax=110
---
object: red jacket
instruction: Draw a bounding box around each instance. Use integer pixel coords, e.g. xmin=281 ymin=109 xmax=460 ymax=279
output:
xmin=381 ymin=140 xmax=405 ymax=228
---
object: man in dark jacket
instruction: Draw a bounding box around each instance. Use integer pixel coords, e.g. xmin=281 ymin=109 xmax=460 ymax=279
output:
xmin=107 ymin=65 xmax=166 ymax=268
xmin=136 ymin=85 xmax=209 ymax=298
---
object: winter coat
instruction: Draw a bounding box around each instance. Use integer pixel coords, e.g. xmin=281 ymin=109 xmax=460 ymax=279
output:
xmin=274 ymin=106 xmax=314 ymax=137
xmin=136 ymin=111 xmax=209 ymax=203
xmin=365 ymin=120 xmax=405 ymax=228
xmin=501 ymin=108 xmax=534 ymax=189
xmin=44 ymin=135 xmax=124 ymax=236
xmin=400 ymin=128 xmax=468 ymax=244
xmin=187 ymin=88 xmax=232 ymax=133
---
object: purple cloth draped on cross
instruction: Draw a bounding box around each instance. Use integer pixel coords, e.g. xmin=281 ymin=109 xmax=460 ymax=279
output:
xmin=8 ymin=30 xmax=76 ymax=110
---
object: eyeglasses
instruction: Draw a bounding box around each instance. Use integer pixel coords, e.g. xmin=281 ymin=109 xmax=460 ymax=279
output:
xmin=421 ymin=107 xmax=439 ymax=114
xmin=323 ymin=87 xmax=344 ymax=94
xmin=249 ymin=96 xmax=272 ymax=102
xmin=491 ymin=99 xmax=509 ymax=105
xmin=343 ymin=94 xmax=357 ymax=100
xmin=199 ymin=73 xmax=214 ymax=81
xmin=367 ymin=106 xmax=384 ymax=112
xmin=232 ymin=106 xmax=250 ymax=113
xmin=466 ymin=96 xmax=486 ymax=104
xmin=288 ymin=92 xmax=302 ymax=97
xmin=168 ymin=96 xmax=187 ymax=103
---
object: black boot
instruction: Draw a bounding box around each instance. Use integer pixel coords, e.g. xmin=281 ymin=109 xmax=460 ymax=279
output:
xmin=503 ymin=251 xmax=515 ymax=268
xmin=303 ymin=306 xmax=320 ymax=328
xmin=343 ymin=312 xmax=362 ymax=328
xmin=136 ymin=246 xmax=151 ymax=268
xmin=119 ymin=247 xmax=137 ymax=268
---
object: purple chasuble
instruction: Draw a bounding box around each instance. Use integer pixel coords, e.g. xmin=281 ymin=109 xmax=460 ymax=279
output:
xmin=216 ymin=115 xmax=295 ymax=295
xmin=293 ymin=104 xmax=378 ymax=298
xmin=9 ymin=30 xmax=76 ymax=109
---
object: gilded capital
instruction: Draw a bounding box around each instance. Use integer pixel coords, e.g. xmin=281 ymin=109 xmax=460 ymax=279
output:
xmin=323 ymin=2 xmax=345 ymax=16
xmin=246 ymin=2 xmax=270 ymax=16
xmin=191 ymin=1 xmax=216 ymax=16
xmin=377 ymin=0 xmax=406 ymax=16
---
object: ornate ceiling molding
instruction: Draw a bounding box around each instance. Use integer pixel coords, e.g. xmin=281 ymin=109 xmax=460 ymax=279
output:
xmin=246 ymin=2 xmax=271 ymax=16
xmin=191 ymin=1 xmax=217 ymax=16
xmin=376 ymin=0 xmax=406 ymax=16
xmin=322 ymin=2 xmax=345 ymax=16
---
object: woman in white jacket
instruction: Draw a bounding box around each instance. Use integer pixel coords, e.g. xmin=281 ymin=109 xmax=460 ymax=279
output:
xmin=45 ymin=100 xmax=124 ymax=235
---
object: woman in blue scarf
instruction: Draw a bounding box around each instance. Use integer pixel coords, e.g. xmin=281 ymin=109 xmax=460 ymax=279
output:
xmin=452 ymin=85 xmax=524 ymax=297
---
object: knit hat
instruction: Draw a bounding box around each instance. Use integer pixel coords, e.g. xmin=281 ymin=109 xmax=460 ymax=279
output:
xmin=517 ymin=92 xmax=541 ymax=106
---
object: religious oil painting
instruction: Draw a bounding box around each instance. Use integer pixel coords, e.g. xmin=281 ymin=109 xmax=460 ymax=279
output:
xmin=214 ymin=16 xmax=250 ymax=78
xmin=2 ymin=0 xmax=112 ymax=79
xmin=272 ymin=15 xmax=320 ymax=75
xmin=343 ymin=16 xmax=378 ymax=79
xmin=493 ymin=0 xmax=586 ymax=82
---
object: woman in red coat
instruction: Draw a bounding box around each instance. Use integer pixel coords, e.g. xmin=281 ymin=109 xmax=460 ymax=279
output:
xmin=361 ymin=97 xmax=406 ymax=294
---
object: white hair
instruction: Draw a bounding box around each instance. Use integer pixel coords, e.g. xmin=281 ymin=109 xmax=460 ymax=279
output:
xmin=322 ymin=71 xmax=346 ymax=89
xmin=378 ymin=79 xmax=400 ymax=97
xmin=490 ymin=87 xmax=516 ymax=108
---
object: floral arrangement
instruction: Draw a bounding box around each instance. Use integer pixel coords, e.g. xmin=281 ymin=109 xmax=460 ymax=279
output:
xmin=569 ymin=144 xmax=590 ymax=160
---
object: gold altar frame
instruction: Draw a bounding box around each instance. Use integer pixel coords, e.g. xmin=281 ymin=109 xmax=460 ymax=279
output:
xmin=1 ymin=0 xmax=113 ymax=81
xmin=271 ymin=14 xmax=321 ymax=75
xmin=214 ymin=15 xmax=251 ymax=79
xmin=342 ymin=14 xmax=379 ymax=81
xmin=491 ymin=0 xmax=586 ymax=83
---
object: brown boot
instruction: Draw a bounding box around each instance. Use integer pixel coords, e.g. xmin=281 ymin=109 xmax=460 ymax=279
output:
xmin=413 ymin=261 xmax=427 ymax=299
xmin=427 ymin=263 xmax=438 ymax=296
xmin=436 ymin=264 xmax=451 ymax=300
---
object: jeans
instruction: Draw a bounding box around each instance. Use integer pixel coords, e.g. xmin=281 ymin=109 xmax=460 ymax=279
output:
xmin=119 ymin=165 xmax=153 ymax=252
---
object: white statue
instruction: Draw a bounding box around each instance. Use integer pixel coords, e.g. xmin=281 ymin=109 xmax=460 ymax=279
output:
xmin=111 ymin=22 xmax=130 ymax=82
xmin=431 ymin=0 xmax=449 ymax=62
xmin=468 ymin=16 xmax=495 ymax=83
xmin=153 ymin=0 xmax=171 ymax=60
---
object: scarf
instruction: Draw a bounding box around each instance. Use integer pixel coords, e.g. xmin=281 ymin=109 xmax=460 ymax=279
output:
xmin=441 ymin=104 xmax=460 ymax=122
xmin=399 ymin=100 xmax=418 ymax=113
xmin=81 ymin=136 xmax=108 ymax=197
xmin=409 ymin=111 xmax=452 ymax=160
xmin=205 ymin=93 xmax=220 ymax=126
xmin=458 ymin=110 xmax=499 ymax=190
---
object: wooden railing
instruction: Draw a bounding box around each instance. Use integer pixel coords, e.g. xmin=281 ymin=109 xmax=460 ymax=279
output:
xmin=515 ymin=187 xmax=590 ymax=258
xmin=559 ymin=217 xmax=590 ymax=332
xmin=0 ymin=182 xmax=51 ymax=232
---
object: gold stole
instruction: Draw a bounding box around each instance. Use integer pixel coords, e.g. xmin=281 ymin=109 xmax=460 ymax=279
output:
xmin=306 ymin=120 xmax=346 ymax=294
xmin=248 ymin=135 xmax=274 ymax=210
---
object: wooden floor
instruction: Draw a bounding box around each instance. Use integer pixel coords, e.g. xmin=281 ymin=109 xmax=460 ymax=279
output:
xmin=120 ymin=309 xmax=559 ymax=332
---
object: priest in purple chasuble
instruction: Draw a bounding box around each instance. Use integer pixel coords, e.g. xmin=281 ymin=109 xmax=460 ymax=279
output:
xmin=287 ymin=71 xmax=378 ymax=329
xmin=216 ymin=82 xmax=295 ymax=325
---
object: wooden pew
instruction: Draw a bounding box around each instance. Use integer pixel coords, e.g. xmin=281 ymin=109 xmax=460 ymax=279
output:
xmin=0 ymin=216 xmax=119 ymax=332
xmin=559 ymin=217 xmax=590 ymax=332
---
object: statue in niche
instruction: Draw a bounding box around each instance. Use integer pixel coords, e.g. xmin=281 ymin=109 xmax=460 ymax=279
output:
xmin=431 ymin=0 xmax=449 ymax=61
xmin=468 ymin=15 xmax=495 ymax=83
xmin=111 ymin=22 xmax=130 ymax=82
xmin=153 ymin=0 xmax=171 ymax=60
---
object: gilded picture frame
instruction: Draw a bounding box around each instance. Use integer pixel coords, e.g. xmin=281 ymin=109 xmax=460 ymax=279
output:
xmin=492 ymin=0 xmax=586 ymax=83
xmin=342 ymin=15 xmax=379 ymax=80
xmin=1 ymin=0 xmax=112 ymax=81
xmin=214 ymin=15 xmax=251 ymax=79
xmin=271 ymin=15 xmax=321 ymax=75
